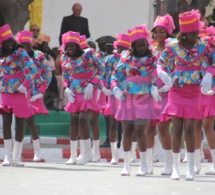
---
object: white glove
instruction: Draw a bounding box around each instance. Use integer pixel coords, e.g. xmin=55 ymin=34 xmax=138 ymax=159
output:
xmin=96 ymin=89 xmax=101 ymax=102
xmin=30 ymin=93 xmax=43 ymax=102
xmin=151 ymin=85 xmax=162 ymax=102
xmin=158 ymin=71 xmax=173 ymax=88
xmin=17 ymin=84 xmax=27 ymax=97
xmin=201 ymin=72 xmax=212 ymax=92
xmin=64 ymin=87 xmax=75 ymax=103
xmin=158 ymin=85 xmax=169 ymax=93
xmin=84 ymin=83 xmax=93 ymax=100
xmin=113 ymin=86 xmax=125 ymax=100
xmin=0 ymin=86 xmax=5 ymax=93
xmin=102 ymin=87 xmax=112 ymax=96
xmin=201 ymin=88 xmax=215 ymax=96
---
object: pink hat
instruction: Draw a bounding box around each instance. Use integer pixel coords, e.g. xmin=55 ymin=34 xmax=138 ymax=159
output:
xmin=128 ymin=24 xmax=150 ymax=43
xmin=200 ymin=26 xmax=215 ymax=37
xmin=61 ymin=31 xmax=80 ymax=52
xmin=80 ymin=35 xmax=89 ymax=49
xmin=114 ymin=34 xmax=130 ymax=49
xmin=0 ymin=24 xmax=13 ymax=45
xmin=15 ymin=30 xmax=33 ymax=45
xmin=152 ymin=14 xmax=175 ymax=35
xmin=179 ymin=9 xmax=204 ymax=33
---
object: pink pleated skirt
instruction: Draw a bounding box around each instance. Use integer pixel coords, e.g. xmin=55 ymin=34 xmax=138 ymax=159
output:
xmin=162 ymin=84 xmax=203 ymax=119
xmin=64 ymin=91 xmax=98 ymax=113
xmin=201 ymin=94 xmax=215 ymax=118
xmin=96 ymin=91 xmax=106 ymax=112
xmin=0 ymin=92 xmax=35 ymax=118
xmin=102 ymin=95 xmax=119 ymax=116
xmin=115 ymin=94 xmax=158 ymax=121
xmin=30 ymin=98 xmax=49 ymax=115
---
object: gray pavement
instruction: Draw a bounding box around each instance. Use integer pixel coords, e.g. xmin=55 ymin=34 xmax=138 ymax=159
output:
xmin=0 ymin=161 xmax=215 ymax=195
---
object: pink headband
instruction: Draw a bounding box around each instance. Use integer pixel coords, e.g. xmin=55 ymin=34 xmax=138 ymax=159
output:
xmin=0 ymin=24 xmax=13 ymax=47
xmin=114 ymin=33 xmax=130 ymax=49
xmin=16 ymin=30 xmax=33 ymax=45
xmin=61 ymin=31 xmax=80 ymax=52
xmin=80 ymin=35 xmax=89 ymax=49
xmin=128 ymin=24 xmax=150 ymax=43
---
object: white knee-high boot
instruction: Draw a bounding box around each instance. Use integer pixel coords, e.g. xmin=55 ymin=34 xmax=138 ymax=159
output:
xmin=146 ymin=148 xmax=153 ymax=175
xmin=12 ymin=141 xmax=24 ymax=166
xmin=161 ymin=149 xmax=173 ymax=175
xmin=2 ymin=139 xmax=12 ymax=166
xmin=121 ymin=151 xmax=131 ymax=176
xmin=194 ymin=149 xmax=201 ymax=174
xmin=76 ymin=138 xmax=92 ymax=165
xmin=130 ymin=142 xmax=137 ymax=163
xmin=185 ymin=152 xmax=195 ymax=181
xmin=77 ymin=139 xmax=84 ymax=161
xmin=110 ymin=142 xmax=118 ymax=165
xmin=205 ymin=149 xmax=215 ymax=175
xmin=182 ymin=141 xmax=187 ymax=163
xmin=33 ymin=139 xmax=42 ymax=161
xmin=65 ymin=140 xmax=77 ymax=165
xmin=153 ymin=134 xmax=162 ymax=162
xmin=136 ymin=151 xmax=147 ymax=176
xmin=91 ymin=139 xmax=101 ymax=162
xmin=171 ymin=152 xmax=180 ymax=180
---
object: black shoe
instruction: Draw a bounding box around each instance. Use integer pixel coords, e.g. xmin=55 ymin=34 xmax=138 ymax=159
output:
xmin=117 ymin=142 xmax=120 ymax=148
xmin=100 ymin=139 xmax=110 ymax=148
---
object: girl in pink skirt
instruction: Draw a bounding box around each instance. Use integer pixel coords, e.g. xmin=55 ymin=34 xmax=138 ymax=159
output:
xmin=102 ymin=33 xmax=131 ymax=165
xmin=59 ymin=31 xmax=105 ymax=165
xmin=111 ymin=25 xmax=160 ymax=176
xmin=157 ymin=10 xmax=214 ymax=180
xmin=147 ymin=14 xmax=175 ymax=175
xmin=0 ymin=24 xmax=38 ymax=166
xmin=16 ymin=30 xmax=52 ymax=162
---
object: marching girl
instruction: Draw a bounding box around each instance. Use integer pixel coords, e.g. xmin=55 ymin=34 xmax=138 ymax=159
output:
xmin=157 ymin=10 xmax=214 ymax=180
xmin=147 ymin=14 xmax=175 ymax=175
xmin=193 ymin=26 xmax=215 ymax=175
xmin=59 ymin=31 xmax=105 ymax=165
xmin=16 ymin=30 xmax=52 ymax=161
xmin=0 ymin=24 xmax=38 ymax=166
xmin=102 ymin=33 xmax=131 ymax=165
xmin=111 ymin=25 xmax=160 ymax=176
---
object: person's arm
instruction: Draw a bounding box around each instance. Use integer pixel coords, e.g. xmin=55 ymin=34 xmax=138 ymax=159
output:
xmin=85 ymin=18 xmax=90 ymax=38
xmin=59 ymin=17 xmax=67 ymax=45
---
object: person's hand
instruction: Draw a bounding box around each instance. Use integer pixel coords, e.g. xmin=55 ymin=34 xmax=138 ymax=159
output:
xmin=96 ymin=89 xmax=101 ymax=102
xmin=64 ymin=87 xmax=75 ymax=103
xmin=158 ymin=71 xmax=172 ymax=88
xmin=102 ymin=87 xmax=112 ymax=96
xmin=84 ymin=83 xmax=93 ymax=100
xmin=201 ymin=88 xmax=215 ymax=96
xmin=201 ymin=72 xmax=212 ymax=92
xmin=113 ymin=86 xmax=125 ymax=100
xmin=30 ymin=93 xmax=43 ymax=102
xmin=151 ymin=85 xmax=162 ymax=102
xmin=17 ymin=84 xmax=27 ymax=97
xmin=0 ymin=86 xmax=5 ymax=93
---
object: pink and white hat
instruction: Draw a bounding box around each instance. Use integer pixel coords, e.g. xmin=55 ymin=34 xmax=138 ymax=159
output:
xmin=114 ymin=34 xmax=130 ymax=49
xmin=0 ymin=24 xmax=13 ymax=47
xmin=15 ymin=30 xmax=33 ymax=45
xmin=128 ymin=24 xmax=150 ymax=43
xmin=80 ymin=35 xmax=89 ymax=49
xmin=61 ymin=31 xmax=80 ymax=51
xmin=179 ymin=9 xmax=204 ymax=33
xmin=152 ymin=14 xmax=175 ymax=35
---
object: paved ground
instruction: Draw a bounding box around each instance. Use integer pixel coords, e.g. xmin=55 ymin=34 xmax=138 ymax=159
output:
xmin=0 ymin=161 xmax=215 ymax=195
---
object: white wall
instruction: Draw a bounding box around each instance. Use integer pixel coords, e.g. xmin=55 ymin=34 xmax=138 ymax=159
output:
xmin=40 ymin=0 xmax=153 ymax=48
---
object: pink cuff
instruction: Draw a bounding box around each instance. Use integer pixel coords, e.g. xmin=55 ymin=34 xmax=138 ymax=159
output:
xmin=207 ymin=67 xmax=215 ymax=76
xmin=157 ymin=66 xmax=165 ymax=74
xmin=89 ymin=78 xmax=99 ymax=85
xmin=63 ymin=80 xmax=69 ymax=88
xmin=39 ymin=85 xmax=47 ymax=94
xmin=22 ymin=79 xmax=31 ymax=88
xmin=110 ymin=81 xmax=118 ymax=90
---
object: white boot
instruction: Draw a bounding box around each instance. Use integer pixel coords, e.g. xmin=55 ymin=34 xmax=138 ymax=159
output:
xmin=171 ymin=152 xmax=180 ymax=180
xmin=2 ymin=139 xmax=12 ymax=166
xmin=136 ymin=151 xmax=148 ymax=176
xmin=185 ymin=152 xmax=195 ymax=181
xmin=118 ymin=137 xmax=123 ymax=159
xmin=161 ymin=149 xmax=173 ymax=175
xmin=130 ymin=142 xmax=137 ymax=163
xmin=33 ymin=139 xmax=42 ymax=161
xmin=121 ymin=151 xmax=131 ymax=176
xmin=65 ymin=140 xmax=77 ymax=165
xmin=194 ymin=149 xmax=201 ymax=174
xmin=153 ymin=134 xmax=162 ymax=163
xmin=146 ymin=148 xmax=153 ymax=175
xmin=12 ymin=141 xmax=24 ymax=167
xmin=182 ymin=141 xmax=187 ymax=163
xmin=205 ymin=149 xmax=215 ymax=175
xmin=76 ymin=138 xmax=92 ymax=165
xmin=77 ymin=139 xmax=84 ymax=161
xmin=200 ymin=141 xmax=205 ymax=162
xmin=91 ymin=139 xmax=101 ymax=162
xmin=110 ymin=142 xmax=118 ymax=165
